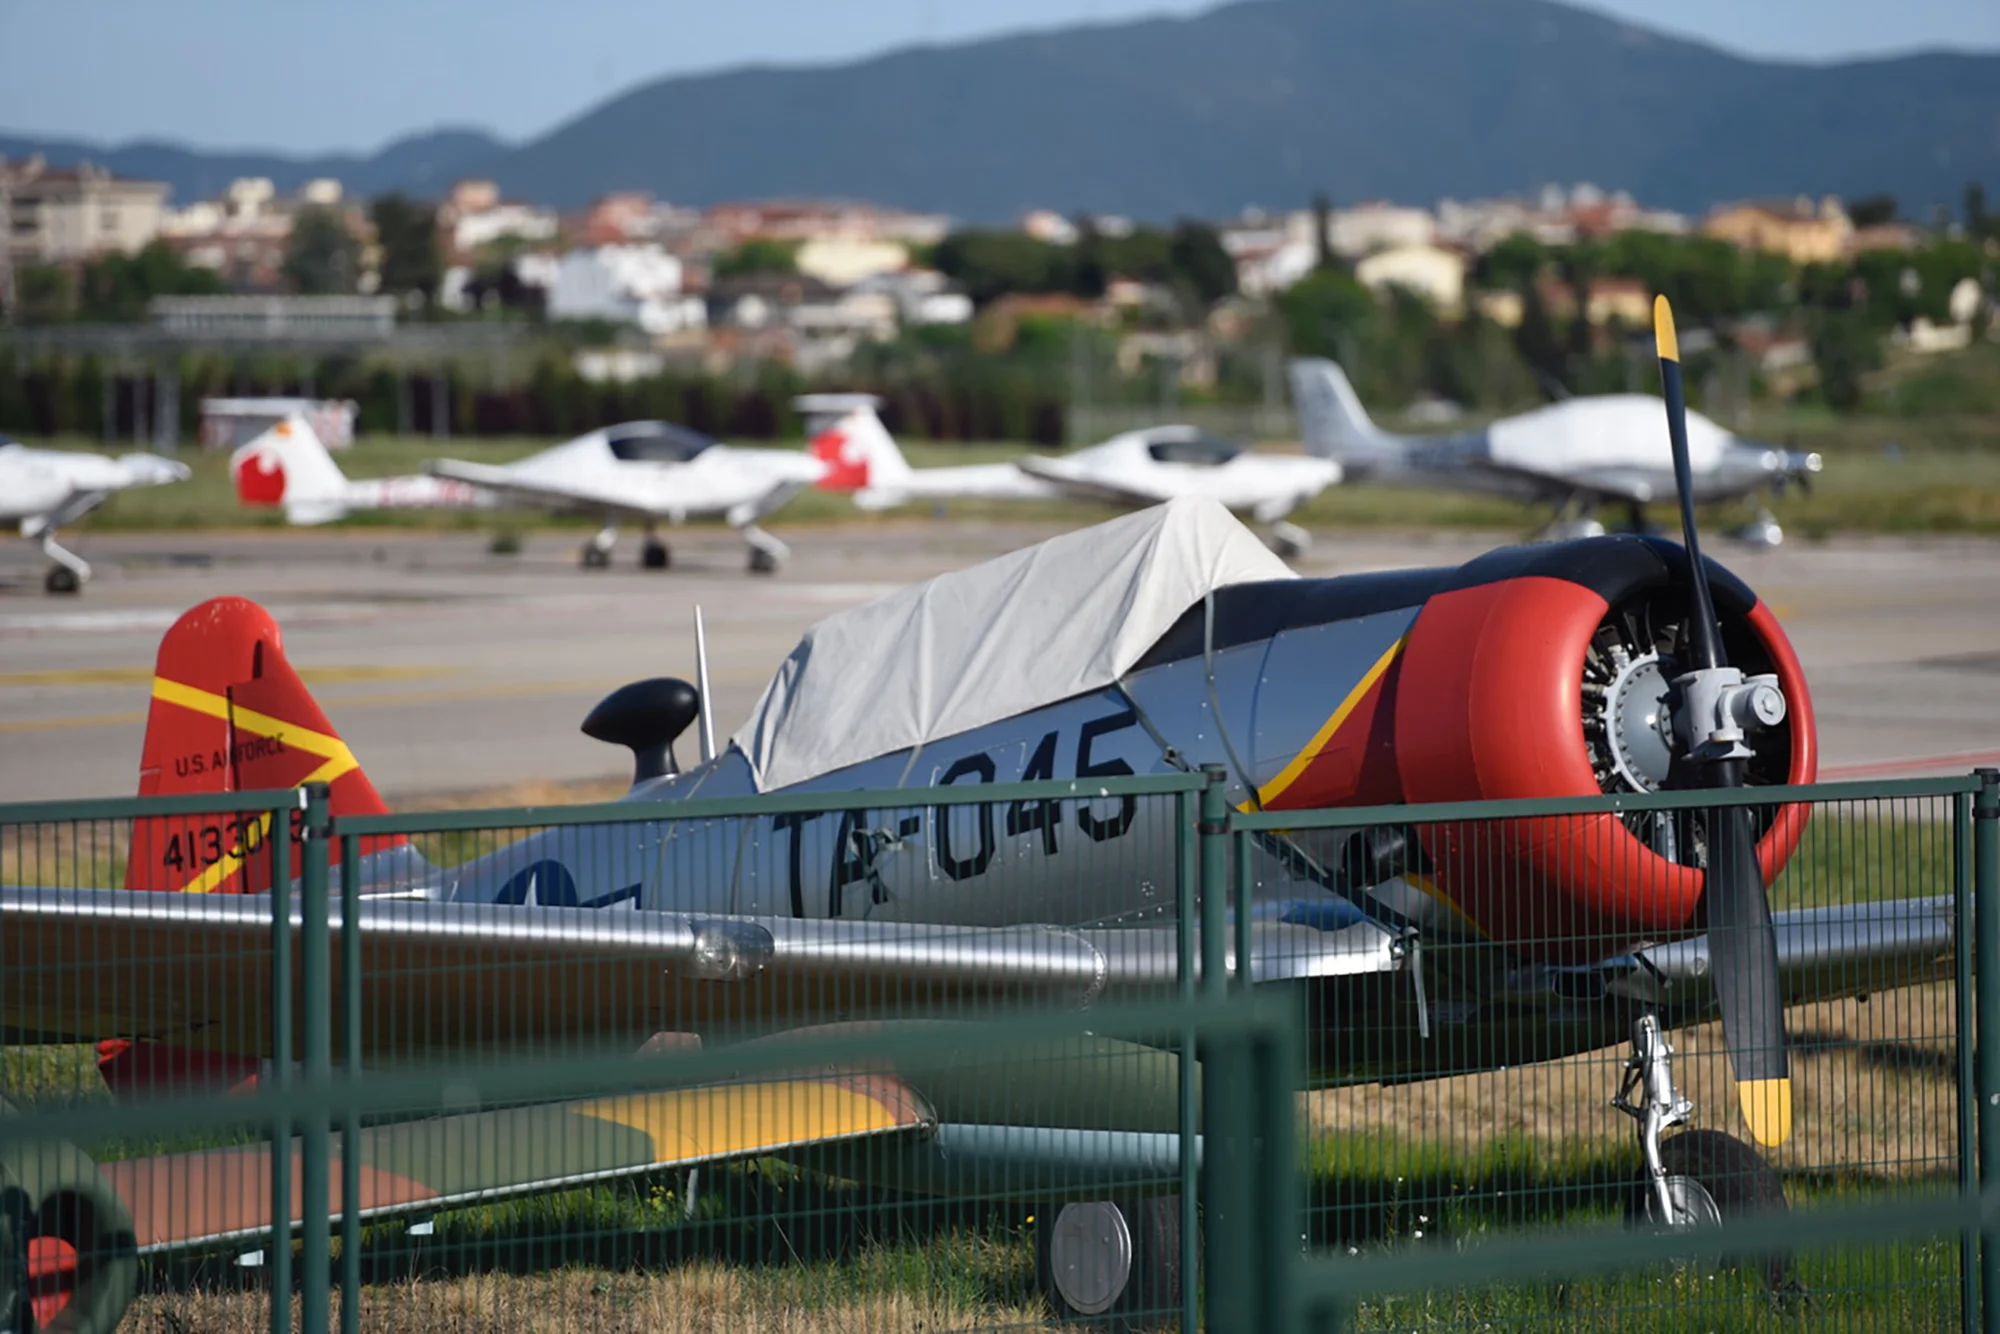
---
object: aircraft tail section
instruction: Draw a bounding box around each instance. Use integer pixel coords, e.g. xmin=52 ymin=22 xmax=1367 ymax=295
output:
xmin=1289 ymin=358 xmax=1402 ymax=469
xmin=126 ymin=597 xmax=406 ymax=894
xmin=231 ymin=416 xmax=351 ymax=525
xmin=809 ymin=403 xmax=914 ymax=503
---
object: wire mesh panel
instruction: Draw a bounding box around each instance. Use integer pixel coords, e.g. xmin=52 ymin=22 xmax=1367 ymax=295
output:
xmin=4 ymin=774 xmax=1995 ymax=1334
xmin=1235 ymin=779 xmax=1975 ymax=1333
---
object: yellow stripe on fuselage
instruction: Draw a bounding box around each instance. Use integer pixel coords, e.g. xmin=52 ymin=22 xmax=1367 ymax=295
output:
xmin=149 ymin=676 xmax=360 ymax=893
xmin=1247 ymin=634 xmax=1408 ymax=810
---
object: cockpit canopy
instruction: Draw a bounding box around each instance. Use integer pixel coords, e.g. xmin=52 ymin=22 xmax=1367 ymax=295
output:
xmin=604 ymin=422 xmax=719 ymax=464
xmin=1144 ymin=431 xmax=1241 ymax=467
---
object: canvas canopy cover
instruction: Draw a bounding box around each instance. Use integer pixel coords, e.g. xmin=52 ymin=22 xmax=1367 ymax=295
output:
xmin=731 ymin=498 xmax=1297 ymax=790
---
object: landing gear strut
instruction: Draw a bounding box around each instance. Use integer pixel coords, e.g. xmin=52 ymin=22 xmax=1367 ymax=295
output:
xmin=35 ymin=532 xmax=90 ymax=596
xmin=1614 ymin=1015 xmax=1795 ymax=1291
xmin=742 ymin=524 xmax=787 ymax=575
xmin=580 ymin=525 xmax=618 ymax=569
xmin=1267 ymin=520 xmax=1312 ymax=561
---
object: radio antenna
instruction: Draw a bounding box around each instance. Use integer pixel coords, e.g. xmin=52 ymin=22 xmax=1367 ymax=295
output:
xmin=693 ymin=605 xmax=717 ymax=764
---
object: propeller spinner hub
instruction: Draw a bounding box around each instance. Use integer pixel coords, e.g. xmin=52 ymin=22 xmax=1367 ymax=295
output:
xmin=1601 ymin=649 xmax=1678 ymax=793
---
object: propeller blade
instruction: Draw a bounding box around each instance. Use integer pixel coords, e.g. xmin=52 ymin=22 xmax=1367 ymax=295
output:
xmin=1653 ymin=294 xmax=1792 ymax=1147
xmin=1707 ymin=802 xmax=1792 ymax=1147
xmin=1652 ymin=297 xmax=1722 ymax=674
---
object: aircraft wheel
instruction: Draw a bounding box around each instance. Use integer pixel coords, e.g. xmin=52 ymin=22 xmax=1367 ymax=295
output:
xmin=580 ymin=544 xmax=612 ymax=570
xmin=0 ymin=1101 xmax=138 ymax=1334
xmin=747 ymin=547 xmax=779 ymax=575
xmin=43 ymin=567 xmax=81 ymax=596
xmin=1628 ymin=1130 xmax=1797 ymax=1294
xmin=641 ymin=540 xmax=671 ymax=570
xmin=1036 ymin=1196 xmax=1182 ymax=1330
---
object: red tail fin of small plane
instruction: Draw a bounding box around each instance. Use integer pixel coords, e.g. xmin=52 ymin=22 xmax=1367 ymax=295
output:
xmin=126 ymin=597 xmax=406 ymax=894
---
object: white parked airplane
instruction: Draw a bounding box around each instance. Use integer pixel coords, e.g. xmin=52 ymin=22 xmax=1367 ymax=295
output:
xmin=428 ymin=421 xmax=829 ymax=573
xmin=0 ymin=436 xmax=190 ymax=593
xmin=804 ymin=395 xmax=1342 ymax=557
xmin=1289 ymin=358 xmax=1822 ymax=547
xmin=232 ymin=417 xmax=489 ymax=525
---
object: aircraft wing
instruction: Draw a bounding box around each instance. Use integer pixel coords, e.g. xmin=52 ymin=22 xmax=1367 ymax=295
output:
xmin=0 ymin=887 xmax=1399 ymax=1061
xmin=425 ymin=459 xmax=676 ymax=521
xmin=1010 ymin=458 xmax=1162 ymax=508
xmin=104 ymin=1072 xmax=930 ymax=1256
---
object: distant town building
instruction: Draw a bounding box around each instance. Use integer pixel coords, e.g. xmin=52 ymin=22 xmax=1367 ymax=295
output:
xmin=849 ymin=268 xmax=972 ymax=325
xmin=545 ymin=245 xmax=703 ymax=334
xmin=705 ymin=199 xmax=951 ymax=248
xmin=1 ymin=157 xmax=168 ymax=264
xmin=1326 ymin=203 xmax=1436 ymax=260
xmin=1021 ymin=210 xmax=1079 ymax=245
xmin=159 ymin=176 xmax=371 ymax=291
xmin=1354 ymin=243 xmax=1466 ymax=315
xmin=440 ymin=179 xmax=560 ymax=259
xmin=1704 ymin=196 xmax=1853 ymax=264
xmin=794 ymin=236 xmax=910 ymax=287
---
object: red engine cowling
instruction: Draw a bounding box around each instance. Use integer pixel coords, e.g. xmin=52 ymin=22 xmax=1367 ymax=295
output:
xmin=1387 ymin=571 xmax=1816 ymax=962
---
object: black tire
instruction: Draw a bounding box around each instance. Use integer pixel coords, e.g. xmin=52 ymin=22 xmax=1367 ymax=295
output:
xmin=43 ymin=567 xmax=80 ymax=596
xmin=1036 ymin=1196 xmax=1183 ymax=1331
xmin=580 ymin=544 xmax=611 ymax=569
xmin=641 ymin=541 xmax=670 ymax=570
xmin=747 ymin=547 xmax=779 ymax=575
xmin=1630 ymin=1129 xmax=1797 ymax=1294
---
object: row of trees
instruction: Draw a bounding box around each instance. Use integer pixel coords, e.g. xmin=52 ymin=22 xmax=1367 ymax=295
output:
xmin=0 ymin=351 xmax=1069 ymax=447
xmin=931 ymin=222 xmax=1238 ymax=309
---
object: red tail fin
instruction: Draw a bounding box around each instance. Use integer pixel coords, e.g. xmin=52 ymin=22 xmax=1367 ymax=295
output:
xmin=810 ymin=426 xmax=869 ymax=490
xmin=126 ymin=597 xmax=405 ymax=893
xmin=232 ymin=444 xmax=286 ymax=505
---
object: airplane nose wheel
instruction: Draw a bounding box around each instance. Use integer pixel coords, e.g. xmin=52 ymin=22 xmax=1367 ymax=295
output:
xmin=641 ymin=539 xmax=671 ymax=570
xmin=1615 ymin=1017 xmax=1797 ymax=1295
xmin=1035 ymin=1196 xmax=1182 ymax=1330
xmin=43 ymin=567 xmax=82 ymax=596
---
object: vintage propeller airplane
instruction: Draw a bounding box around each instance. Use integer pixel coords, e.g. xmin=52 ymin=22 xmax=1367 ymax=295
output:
xmin=0 ymin=301 xmax=1951 ymax=1328
xmin=0 ymin=436 xmax=190 ymax=594
xmin=803 ymin=395 xmax=1341 ymax=557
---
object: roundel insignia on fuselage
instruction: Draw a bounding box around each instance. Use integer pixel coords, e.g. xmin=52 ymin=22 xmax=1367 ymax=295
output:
xmin=495 ymin=859 xmax=579 ymax=907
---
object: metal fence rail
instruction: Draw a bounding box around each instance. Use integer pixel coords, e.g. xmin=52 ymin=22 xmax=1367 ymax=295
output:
xmin=0 ymin=770 xmax=1994 ymax=1333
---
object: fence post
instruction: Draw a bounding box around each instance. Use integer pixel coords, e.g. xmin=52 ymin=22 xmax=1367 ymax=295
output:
xmin=1198 ymin=766 xmax=1255 ymax=1331
xmin=1175 ymin=787 xmax=1199 ymax=1334
xmin=297 ymin=784 xmax=332 ymax=1334
xmin=1976 ymin=768 xmax=1999 ymax=1334
xmin=1199 ymin=766 xmax=1230 ymax=999
xmin=1961 ymin=786 xmax=1979 ymax=1334
xmin=338 ymin=832 xmax=362 ymax=1334
xmin=268 ymin=797 xmax=294 ymax=1334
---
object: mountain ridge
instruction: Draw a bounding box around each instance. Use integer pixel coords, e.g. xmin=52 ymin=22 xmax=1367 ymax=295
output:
xmin=4 ymin=0 xmax=1995 ymax=221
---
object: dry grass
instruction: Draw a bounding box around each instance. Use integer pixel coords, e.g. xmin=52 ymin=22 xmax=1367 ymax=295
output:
xmin=126 ymin=1264 xmax=1060 ymax=1334
xmin=1308 ymin=983 xmax=1961 ymax=1182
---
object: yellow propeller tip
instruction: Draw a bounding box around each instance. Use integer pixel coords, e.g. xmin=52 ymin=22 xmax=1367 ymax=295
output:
xmin=1738 ymin=1077 xmax=1792 ymax=1148
xmin=1653 ymin=295 xmax=1680 ymax=364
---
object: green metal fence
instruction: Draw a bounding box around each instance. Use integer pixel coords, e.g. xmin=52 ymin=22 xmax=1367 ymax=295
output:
xmin=0 ymin=770 xmax=1994 ymax=1332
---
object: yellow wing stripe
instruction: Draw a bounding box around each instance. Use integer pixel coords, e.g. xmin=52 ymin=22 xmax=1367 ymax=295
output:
xmin=1248 ymin=634 xmax=1408 ymax=810
xmin=576 ymin=1082 xmax=910 ymax=1162
xmin=149 ymin=676 xmax=360 ymax=893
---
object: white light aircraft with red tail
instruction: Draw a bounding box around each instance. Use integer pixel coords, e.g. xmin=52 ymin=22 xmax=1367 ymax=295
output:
xmin=231 ymin=416 xmax=488 ymax=525
xmin=802 ymin=395 xmax=1341 ymax=557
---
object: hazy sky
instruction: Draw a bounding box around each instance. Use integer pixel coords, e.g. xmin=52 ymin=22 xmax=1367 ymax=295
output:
xmin=4 ymin=0 xmax=1996 ymax=154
